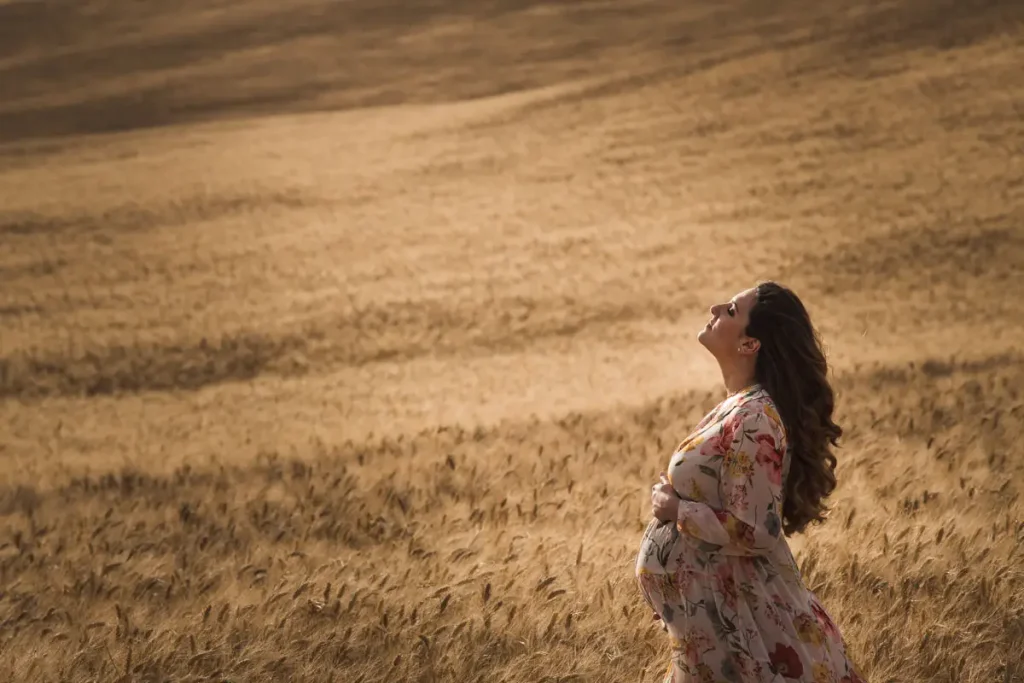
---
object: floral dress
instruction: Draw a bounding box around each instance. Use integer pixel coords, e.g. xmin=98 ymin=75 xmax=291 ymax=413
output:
xmin=635 ymin=384 xmax=865 ymax=683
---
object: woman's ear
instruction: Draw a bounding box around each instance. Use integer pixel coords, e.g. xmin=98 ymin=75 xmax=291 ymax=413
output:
xmin=738 ymin=337 xmax=760 ymax=355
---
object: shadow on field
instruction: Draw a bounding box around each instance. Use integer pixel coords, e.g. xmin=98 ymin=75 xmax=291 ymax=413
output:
xmin=843 ymin=0 xmax=1024 ymax=54
xmin=0 ymin=295 xmax=674 ymax=398
xmin=4 ymin=348 xmax=1022 ymax=504
xmin=0 ymin=189 xmax=311 ymax=237
xmin=3 ymin=0 xmax=1022 ymax=143
xmin=798 ymin=223 xmax=1024 ymax=294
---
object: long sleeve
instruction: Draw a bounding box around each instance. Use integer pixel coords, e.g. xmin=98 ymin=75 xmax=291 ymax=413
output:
xmin=675 ymin=405 xmax=786 ymax=557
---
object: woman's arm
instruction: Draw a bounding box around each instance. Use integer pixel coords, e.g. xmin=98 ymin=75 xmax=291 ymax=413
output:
xmin=674 ymin=405 xmax=786 ymax=556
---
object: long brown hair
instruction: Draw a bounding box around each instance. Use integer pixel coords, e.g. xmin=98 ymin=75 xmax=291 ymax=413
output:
xmin=746 ymin=281 xmax=840 ymax=535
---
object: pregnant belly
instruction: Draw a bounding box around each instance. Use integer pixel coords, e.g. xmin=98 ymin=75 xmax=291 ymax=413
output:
xmin=635 ymin=517 xmax=680 ymax=575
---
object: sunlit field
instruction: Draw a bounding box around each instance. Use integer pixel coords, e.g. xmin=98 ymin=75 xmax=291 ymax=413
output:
xmin=1 ymin=1 xmax=1023 ymax=681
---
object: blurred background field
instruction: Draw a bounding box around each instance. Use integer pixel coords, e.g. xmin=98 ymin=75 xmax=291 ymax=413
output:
xmin=1 ymin=1 xmax=1023 ymax=681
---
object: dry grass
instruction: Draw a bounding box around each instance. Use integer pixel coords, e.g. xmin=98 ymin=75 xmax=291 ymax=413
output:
xmin=1 ymin=1 xmax=1024 ymax=681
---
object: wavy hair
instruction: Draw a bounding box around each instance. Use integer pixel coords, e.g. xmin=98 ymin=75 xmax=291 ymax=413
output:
xmin=746 ymin=281 xmax=840 ymax=535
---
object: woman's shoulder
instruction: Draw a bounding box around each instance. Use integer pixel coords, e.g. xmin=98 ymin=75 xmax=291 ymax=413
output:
xmin=735 ymin=386 xmax=771 ymax=409
xmin=734 ymin=388 xmax=786 ymax=437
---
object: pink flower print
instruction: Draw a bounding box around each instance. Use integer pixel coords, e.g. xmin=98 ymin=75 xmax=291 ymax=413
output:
xmin=714 ymin=562 xmax=739 ymax=611
xmin=678 ymin=627 xmax=714 ymax=666
xmin=700 ymin=416 xmax=739 ymax=456
xmin=811 ymin=599 xmax=841 ymax=640
xmin=724 ymin=482 xmax=750 ymax=514
xmin=673 ymin=557 xmax=700 ymax=593
xmin=755 ymin=433 xmax=784 ymax=485
xmin=769 ymin=643 xmax=804 ymax=679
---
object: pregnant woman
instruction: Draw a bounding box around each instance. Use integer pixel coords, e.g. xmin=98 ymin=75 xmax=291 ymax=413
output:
xmin=635 ymin=282 xmax=865 ymax=683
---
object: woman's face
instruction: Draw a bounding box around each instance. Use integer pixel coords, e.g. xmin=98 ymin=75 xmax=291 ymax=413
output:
xmin=697 ymin=287 xmax=759 ymax=356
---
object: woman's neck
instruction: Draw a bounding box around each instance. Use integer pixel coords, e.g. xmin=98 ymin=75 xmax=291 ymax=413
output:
xmin=721 ymin=364 xmax=757 ymax=396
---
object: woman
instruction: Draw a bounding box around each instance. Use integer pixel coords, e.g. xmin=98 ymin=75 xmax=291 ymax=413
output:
xmin=635 ymin=282 xmax=865 ymax=683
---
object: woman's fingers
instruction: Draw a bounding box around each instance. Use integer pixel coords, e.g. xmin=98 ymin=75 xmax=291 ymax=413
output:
xmin=651 ymin=485 xmax=677 ymax=521
xmin=650 ymin=475 xmax=678 ymax=521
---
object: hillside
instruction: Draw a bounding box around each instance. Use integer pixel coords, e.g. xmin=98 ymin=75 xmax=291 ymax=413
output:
xmin=1 ymin=1 xmax=1023 ymax=681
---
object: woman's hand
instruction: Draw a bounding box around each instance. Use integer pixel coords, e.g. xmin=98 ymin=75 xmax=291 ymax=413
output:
xmin=651 ymin=472 xmax=680 ymax=522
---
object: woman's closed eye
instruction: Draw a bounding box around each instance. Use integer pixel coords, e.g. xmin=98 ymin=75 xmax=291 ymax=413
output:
xmin=727 ymin=305 xmax=736 ymax=317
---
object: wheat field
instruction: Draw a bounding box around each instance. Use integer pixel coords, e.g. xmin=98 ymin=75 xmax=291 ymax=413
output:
xmin=1 ymin=1 xmax=1023 ymax=681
